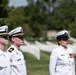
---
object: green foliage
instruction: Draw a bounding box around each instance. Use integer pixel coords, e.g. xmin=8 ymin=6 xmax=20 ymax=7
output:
xmin=74 ymin=54 xmax=76 ymax=71
xmin=22 ymin=24 xmax=32 ymax=36
xmin=6 ymin=0 xmax=76 ymax=38
xmin=0 ymin=18 xmax=9 ymax=25
xmin=70 ymin=22 xmax=76 ymax=38
xmin=0 ymin=0 xmax=9 ymax=25
xmin=8 ymin=7 xmax=25 ymax=30
xmin=0 ymin=0 xmax=9 ymax=18
xmin=24 ymin=3 xmax=47 ymax=37
xmin=24 ymin=0 xmax=76 ymax=37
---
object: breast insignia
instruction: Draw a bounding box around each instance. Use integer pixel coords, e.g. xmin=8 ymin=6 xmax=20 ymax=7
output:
xmin=8 ymin=48 xmax=14 ymax=52
xmin=69 ymin=53 xmax=74 ymax=58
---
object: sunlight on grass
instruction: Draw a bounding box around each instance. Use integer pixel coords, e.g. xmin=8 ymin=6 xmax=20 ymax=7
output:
xmin=23 ymin=51 xmax=76 ymax=75
xmin=23 ymin=51 xmax=51 ymax=75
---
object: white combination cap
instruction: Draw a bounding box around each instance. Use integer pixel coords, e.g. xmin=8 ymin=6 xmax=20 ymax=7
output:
xmin=8 ymin=27 xmax=24 ymax=37
xmin=0 ymin=25 xmax=8 ymax=35
xmin=55 ymin=30 xmax=68 ymax=39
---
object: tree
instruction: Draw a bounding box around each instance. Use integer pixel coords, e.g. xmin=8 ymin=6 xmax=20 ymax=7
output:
xmin=25 ymin=0 xmax=63 ymax=37
xmin=24 ymin=0 xmax=46 ymax=37
xmin=7 ymin=0 xmax=76 ymax=38
xmin=8 ymin=7 xmax=25 ymax=30
xmin=0 ymin=0 xmax=9 ymax=25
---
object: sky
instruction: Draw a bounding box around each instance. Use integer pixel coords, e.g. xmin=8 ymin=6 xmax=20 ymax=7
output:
xmin=8 ymin=0 xmax=27 ymax=7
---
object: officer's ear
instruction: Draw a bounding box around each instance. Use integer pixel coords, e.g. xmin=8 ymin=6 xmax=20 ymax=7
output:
xmin=57 ymin=39 xmax=61 ymax=45
xmin=11 ymin=37 xmax=16 ymax=42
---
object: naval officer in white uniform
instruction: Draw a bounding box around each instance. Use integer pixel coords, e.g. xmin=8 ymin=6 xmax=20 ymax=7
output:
xmin=0 ymin=25 xmax=11 ymax=75
xmin=49 ymin=30 xmax=75 ymax=75
xmin=7 ymin=27 xmax=27 ymax=75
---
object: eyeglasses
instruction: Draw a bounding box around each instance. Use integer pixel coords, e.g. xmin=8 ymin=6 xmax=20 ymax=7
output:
xmin=61 ymin=36 xmax=69 ymax=41
xmin=0 ymin=35 xmax=9 ymax=39
xmin=14 ymin=35 xmax=25 ymax=40
xmin=57 ymin=35 xmax=69 ymax=41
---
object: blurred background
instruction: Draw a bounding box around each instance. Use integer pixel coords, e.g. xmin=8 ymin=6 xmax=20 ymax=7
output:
xmin=1 ymin=0 xmax=76 ymax=39
xmin=0 ymin=0 xmax=76 ymax=75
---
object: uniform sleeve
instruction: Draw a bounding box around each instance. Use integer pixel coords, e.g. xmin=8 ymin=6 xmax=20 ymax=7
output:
xmin=70 ymin=48 xmax=75 ymax=75
xmin=72 ymin=49 xmax=75 ymax=75
xmin=49 ymin=49 xmax=57 ymax=75
xmin=72 ymin=59 xmax=75 ymax=75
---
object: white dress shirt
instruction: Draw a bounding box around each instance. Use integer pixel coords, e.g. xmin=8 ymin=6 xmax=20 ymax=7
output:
xmin=7 ymin=45 xmax=27 ymax=75
xmin=49 ymin=45 xmax=75 ymax=75
xmin=0 ymin=50 xmax=11 ymax=75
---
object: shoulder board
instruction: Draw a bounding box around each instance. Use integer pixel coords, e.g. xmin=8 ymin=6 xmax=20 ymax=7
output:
xmin=8 ymin=48 xmax=14 ymax=53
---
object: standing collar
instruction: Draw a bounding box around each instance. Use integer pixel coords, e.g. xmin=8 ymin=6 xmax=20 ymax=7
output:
xmin=0 ymin=49 xmax=4 ymax=55
xmin=60 ymin=45 xmax=68 ymax=50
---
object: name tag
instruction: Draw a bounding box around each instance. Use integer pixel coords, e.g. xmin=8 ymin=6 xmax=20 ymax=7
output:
xmin=61 ymin=54 xmax=65 ymax=56
xmin=17 ymin=58 xmax=21 ymax=61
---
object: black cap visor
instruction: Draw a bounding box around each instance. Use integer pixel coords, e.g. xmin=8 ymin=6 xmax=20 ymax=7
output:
xmin=57 ymin=35 xmax=69 ymax=41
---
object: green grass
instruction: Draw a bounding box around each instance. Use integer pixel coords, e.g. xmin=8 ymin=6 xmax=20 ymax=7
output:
xmin=23 ymin=51 xmax=51 ymax=75
xmin=23 ymin=51 xmax=76 ymax=75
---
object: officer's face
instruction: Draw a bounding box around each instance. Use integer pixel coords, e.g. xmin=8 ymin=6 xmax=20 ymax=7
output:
xmin=0 ymin=36 xmax=8 ymax=45
xmin=58 ymin=39 xmax=68 ymax=47
xmin=12 ymin=36 xmax=24 ymax=46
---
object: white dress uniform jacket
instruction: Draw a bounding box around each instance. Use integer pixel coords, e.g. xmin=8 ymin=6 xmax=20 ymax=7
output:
xmin=7 ymin=45 xmax=27 ymax=75
xmin=49 ymin=45 xmax=75 ymax=75
xmin=0 ymin=50 xmax=11 ymax=75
